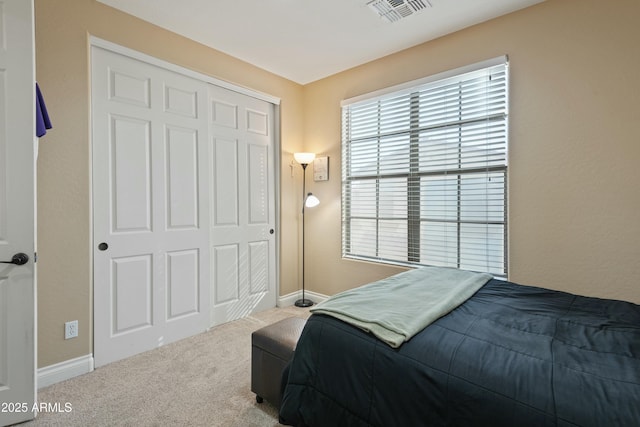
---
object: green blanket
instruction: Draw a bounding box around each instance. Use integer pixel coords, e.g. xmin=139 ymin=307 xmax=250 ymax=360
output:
xmin=310 ymin=266 xmax=492 ymax=348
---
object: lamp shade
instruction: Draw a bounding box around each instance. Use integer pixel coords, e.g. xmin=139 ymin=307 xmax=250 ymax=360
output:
xmin=294 ymin=152 xmax=316 ymax=165
xmin=305 ymin=193 xmax=320 ymax=208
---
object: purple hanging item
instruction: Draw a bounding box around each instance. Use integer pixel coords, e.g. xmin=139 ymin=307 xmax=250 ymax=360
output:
xmin=36 ymin=83 xmax=52 ymax=137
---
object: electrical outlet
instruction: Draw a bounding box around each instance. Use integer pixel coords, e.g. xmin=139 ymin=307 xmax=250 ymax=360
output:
xmin=64 ymin=320 xmax=78 ymax=339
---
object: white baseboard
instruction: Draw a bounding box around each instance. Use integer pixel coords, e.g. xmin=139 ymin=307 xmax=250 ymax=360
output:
xmin=38 ymin=354 xmax=94 ymax=389
xmin=278 ymin=290 xmax=328 ymax=307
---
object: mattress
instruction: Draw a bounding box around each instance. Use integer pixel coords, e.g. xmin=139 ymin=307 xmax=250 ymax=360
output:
xmin=279 ymin=279 xmax=640 ymax=426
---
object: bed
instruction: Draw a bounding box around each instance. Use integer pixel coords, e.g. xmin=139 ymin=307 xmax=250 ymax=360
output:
xmin=279 ymin=267 xmax=640 ymax=426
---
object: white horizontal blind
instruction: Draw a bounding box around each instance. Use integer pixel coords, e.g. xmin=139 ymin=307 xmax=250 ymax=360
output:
xmin=342 ymin=59 xmax=508 ymax=276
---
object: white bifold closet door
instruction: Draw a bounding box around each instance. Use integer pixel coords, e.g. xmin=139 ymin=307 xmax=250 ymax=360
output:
xmin=208 ymin=85 xmax=277 ymax=327
xmin=92 ymin=44 xmax=277 ymax=367
xmin=92 ymin=46 xmax=211 ymax=367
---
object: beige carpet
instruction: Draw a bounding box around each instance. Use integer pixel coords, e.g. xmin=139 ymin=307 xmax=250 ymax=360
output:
xmin=23 ymin=306 xmax=311 ymax=427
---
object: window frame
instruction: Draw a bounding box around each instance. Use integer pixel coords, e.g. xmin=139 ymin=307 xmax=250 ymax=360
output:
xmin=341 ymin=56 xmax=509 ymax=276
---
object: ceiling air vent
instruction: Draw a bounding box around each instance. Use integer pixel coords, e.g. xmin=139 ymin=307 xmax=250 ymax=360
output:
xmin=367 ymin=0 xmax=432 ymax=23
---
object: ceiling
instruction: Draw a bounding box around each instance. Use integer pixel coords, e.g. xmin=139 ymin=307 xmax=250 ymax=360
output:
xmin=98 ymin=0 xmax=545 ymax=85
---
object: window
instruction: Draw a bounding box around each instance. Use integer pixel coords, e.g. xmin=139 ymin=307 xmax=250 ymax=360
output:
xmin=341 ymin=57 xmax=508 ymax=276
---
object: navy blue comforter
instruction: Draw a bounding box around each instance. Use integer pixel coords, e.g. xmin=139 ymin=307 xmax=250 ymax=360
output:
xmin=279 ymin=279 xmax=640 ymax=426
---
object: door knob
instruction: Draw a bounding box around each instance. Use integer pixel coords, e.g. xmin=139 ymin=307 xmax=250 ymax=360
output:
xmin=0 ymin=253 xmax=29 ymax=266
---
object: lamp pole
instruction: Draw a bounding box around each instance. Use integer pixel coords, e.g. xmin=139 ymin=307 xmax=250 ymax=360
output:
xmin=296 ymin=162 xmax=313 ymax=307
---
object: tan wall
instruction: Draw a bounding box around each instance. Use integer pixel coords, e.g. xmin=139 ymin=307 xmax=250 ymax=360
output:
xmin=34 ymin=0 xmax=304 ymax=367
xmin=301 ymin=0 xmax=640 ymax=303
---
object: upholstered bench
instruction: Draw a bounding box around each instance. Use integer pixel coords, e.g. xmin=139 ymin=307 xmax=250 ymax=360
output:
xmin=251 ymin=316 xmax=307 ymax=409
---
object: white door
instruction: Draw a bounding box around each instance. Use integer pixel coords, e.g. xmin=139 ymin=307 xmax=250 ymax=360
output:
xmin=0 ymin=0 xmax=37 ymax=425
xmin=92 ymin=47 xmax=210 ymax=367
xmin=209 ymin=85 xmax=277 ymax=326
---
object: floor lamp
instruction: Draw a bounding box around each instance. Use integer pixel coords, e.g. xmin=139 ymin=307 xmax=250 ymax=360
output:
xmin=294 ymin=152 xmax=319 ymax=308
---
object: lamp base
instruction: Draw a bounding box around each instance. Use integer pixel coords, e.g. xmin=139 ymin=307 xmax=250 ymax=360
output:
xmin=294 ymin=298 xmax=314 ymax=308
